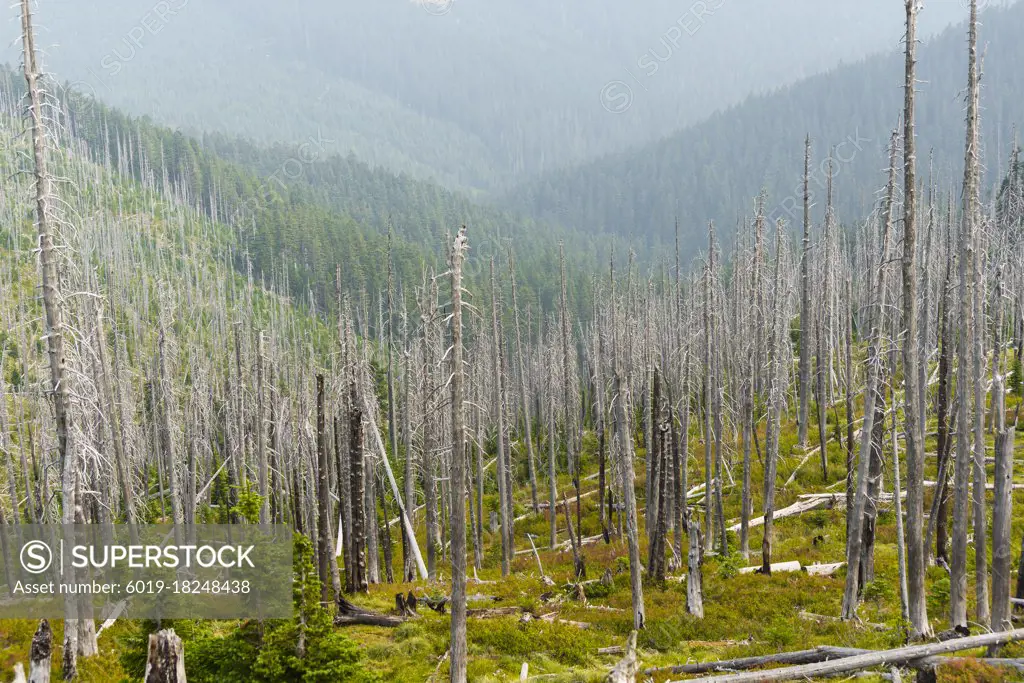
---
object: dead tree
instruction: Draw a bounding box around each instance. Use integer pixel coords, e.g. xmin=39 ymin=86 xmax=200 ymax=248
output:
xmin=842 ymin=131 xmax=899 ymax=619
xmin=448 ymin=227 xmax=469 ymax=683
xmin=951 ymin=0 xmax=981 ymax=631
xmin=761 ymin=222 xmax=786 ymax=574
xmin=687 ymin=519 xmax=704 ymax=618
xmin=19 ymin=1 xmax=84 ymax=675
xmin=145 ymin=630 xmax=186 ymax=683
xmin=490 ymin=260 xmax=513 ymax=575
xmin=508 ymin=248 xmax=539 ymax=514
xmin=559 ymin=244 xmax=581 ymax=567
xmin=316 ymin=374 xmax=341 ymax=606
xmin=900 ymin=0 xmax=930 ymax=638
xmin=348 ymin=382 xmax=368 ymax=594
xmin=28 ymin=620 xmax=51 ymax=683
xmin=990 ymin=264 xmax=1015 ymax=636
xmin=797 ymin=135 xmax=812 ymax=448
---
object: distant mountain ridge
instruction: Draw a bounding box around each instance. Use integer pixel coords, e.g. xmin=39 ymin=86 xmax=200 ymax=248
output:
xmin=502 ymin=1 xmax=1024 ymax=259
xmin=0 ymin=0 xmax=976 ymax=193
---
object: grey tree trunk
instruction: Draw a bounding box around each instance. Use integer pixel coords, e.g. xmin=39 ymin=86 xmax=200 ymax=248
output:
xmin=448 ymin=227 xmax=469 ymax=683
xmin=900 ymin=0 xmax=930 ymax=638
xmin=951 ymin=0 xmax=981 ymax=631
xmin=842 ymin=131 xmax=898 ymax=619
xmin=614 ymin=370 xmax=645 ymax=630
xmin=28 ymin=620 xmax=51 ymax=683
xmin=491 ymin=260 xmax=513 ymax=575
xmin=144 ymin=629 xmax=186 ymax=683
xmin=18 ymin=3 xmax=79 ymax=676
xmin=761 ymin=223 xmax=785 ymax=575
xmin=797 ymin=135 xmax=812 ymax=448
xmin=509 ymin=249 xmax=539 ymax=514
xmin=687 ymin=519 xmax=704 ymax=618
xmin=348 ymin=382 xmax=368 ymax=594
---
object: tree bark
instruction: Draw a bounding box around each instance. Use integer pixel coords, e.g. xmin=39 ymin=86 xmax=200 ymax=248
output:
xmin=448 ymin=227 xmax=469 ymax=683
xmin=144 ymin=629 xmax=186 ymax=683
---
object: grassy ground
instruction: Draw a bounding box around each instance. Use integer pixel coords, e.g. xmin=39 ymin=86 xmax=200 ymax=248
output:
xmin=1 ymin=394 xmax=1023 ymax=682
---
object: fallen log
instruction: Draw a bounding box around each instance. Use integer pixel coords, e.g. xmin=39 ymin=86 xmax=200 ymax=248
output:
xmin=675 ymin=628 xmax=1024 ymax=682
xmin=606 ymin=630 xmax=638 ymax=683
xmin=804 ymin=561 xmax=845 ymax=577
xmin=468 ymin=606 xmax=527 ymax=619
xmin=738 ymin=560 xmax=802 ymax=575
xmin=727 ymin=495 xmax=840 ymax=532
xmin=533 ymin=611 xmax=592 ymax=629
xmin=334 ymin=596 xmax=406 ymax=627
xmin=644 ymin=645 xmax=864 ymax=676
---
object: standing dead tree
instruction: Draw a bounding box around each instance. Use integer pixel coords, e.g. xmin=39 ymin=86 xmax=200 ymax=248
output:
xmin=951 ymin=0 xmax=981 ymax=631
xmin=842 ymin=131 xmax=899 ymax=619
xmin=448 ymin=227 xmax=469 ymax=683
xmin=900 ymin=0 xmax=930 ymax=638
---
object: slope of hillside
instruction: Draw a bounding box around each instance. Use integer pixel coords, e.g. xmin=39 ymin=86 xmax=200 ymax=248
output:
xmin=504 ymin=1 xmax=1024 ymax=258
xmin=0 ymin=65 xmax=605 ymax=315
xmin=0 ymin=0 xmax=976 ymax=192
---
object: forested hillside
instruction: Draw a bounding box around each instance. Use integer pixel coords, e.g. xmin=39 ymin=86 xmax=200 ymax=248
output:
xmin=0 ymin=65 xmax=602 ymax=315
xmin=0 ymin=0 xmax=972 ymax=191
xmin=5 ymin=2 xmax=1024 ymax=683
xmin=506 ymin=1 xmax=1024 ymax=258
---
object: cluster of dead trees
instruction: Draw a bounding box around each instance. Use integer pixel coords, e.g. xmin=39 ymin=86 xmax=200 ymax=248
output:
xmin=4 ymin=1 xmax=1024 ymax=683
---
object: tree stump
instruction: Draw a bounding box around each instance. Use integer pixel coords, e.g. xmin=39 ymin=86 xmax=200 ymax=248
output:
xmin=606 ymin=630 xmax=638 ymax=682
xmin=145 ymin=629 xmax=186 ymax=683
xmin=687 ymin=520 xmax=704 ymax=618
xmin=28 ymin=619 xmax=51 ymax=683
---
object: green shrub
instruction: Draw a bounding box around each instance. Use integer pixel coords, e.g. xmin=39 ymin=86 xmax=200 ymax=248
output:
xmin=928 ymin=575 xmax=951 ymax=616
xmin=862 ymin=580 xmax=894 ymax=605
xmin=118 ymin=535 xmax=378 ymax=683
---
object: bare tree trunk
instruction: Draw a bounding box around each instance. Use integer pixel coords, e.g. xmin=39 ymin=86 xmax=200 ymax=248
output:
xmin=491 ymin=260 xmax=512 ymax=576
xmin=348 ymin=382 xmax=368 ymax=594
xmin=448 ymin=227 xmax=469 ymax=683
xmin=257 ymin=335 xmax=269 ymax=524
xmin=990 ymin=267 xmax=1013 ymax=637
xmin=761 ymin=223 xmax=785 ymax=575
xmin=559 ymin=245 xmax=580 ymax=567
xmin=614 ymin=370 xmax=645 ymax=630
xmin=798 ymin=135 xmax=812 ymax=448
xmin=687 ymin=519 xmax=704 ymax=618
xmin=144 ymin=629 xmax=186 ymax=683
xmin=926 ymin=238 xmax=954 ymax=567
xmin=19 ymin=3 xmax=78 ymax=676
xmin=28 ymin=620 xmax=51 ymax=683
xmin=842 ymin=131 xmax=898 ymax=620
xmin=509 ymin=249 xmax=539 ymax=514
xmin=900 ymin=0 xmax=930 ymax=638
xmin=316 ymin=375 xmax=333 ymax=605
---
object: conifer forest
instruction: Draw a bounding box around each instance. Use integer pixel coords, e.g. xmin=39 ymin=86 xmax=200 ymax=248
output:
xmin=1 ymin=1 xmax=1024 ymax=681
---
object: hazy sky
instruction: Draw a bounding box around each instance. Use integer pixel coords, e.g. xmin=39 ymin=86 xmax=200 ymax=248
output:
xmin=2 ymin=0 xmax=1014 ymax=190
